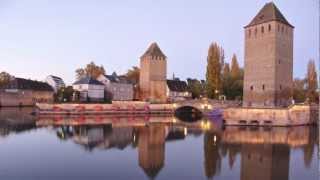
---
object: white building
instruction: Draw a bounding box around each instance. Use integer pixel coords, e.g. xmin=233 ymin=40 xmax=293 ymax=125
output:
xmin=167 ymin=79 xmax=191 ymax=102
xmin=73 ymin=77 xmax=105 ymax=102
xmin=45 ymin=75 xmax=65 ymax=93
xmin=97 ymin=72 xmax=134 ymax=101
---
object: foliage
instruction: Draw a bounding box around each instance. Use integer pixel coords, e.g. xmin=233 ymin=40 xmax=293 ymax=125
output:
xmin=126 ymin=66 xmax=140 ymax=84
xmin=55 ymin=86 xmax=75 ymax=102
xmin=75 ymin=61 xmax=105 ymax=80
xmin=0 ymin=72 xmax=13 ymax=86
xmin=306 ymin=59 xmax=319 ymax=103
xmin=293 ymin=78 xmax=306 ymax=103
xmin=222 ymin=55 xmax=244 ymax=100
xmin=187 ymin=78 xmax=205 ymax=98
xmin=206 ymin=43 xmax=224 ymax=99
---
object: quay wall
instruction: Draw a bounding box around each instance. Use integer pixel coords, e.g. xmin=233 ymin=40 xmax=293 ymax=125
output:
xmin=0 ymin=90 xmax=53 ymax=107
xmin=223 ymin=104 xmax=319 ymax=126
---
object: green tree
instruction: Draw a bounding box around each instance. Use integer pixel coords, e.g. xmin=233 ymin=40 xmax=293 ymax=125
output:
xmin=55 ymin=86 xmax=75 ymax=102
xmin=75 ymin=61 xmax=106 ymax=80
xmin=306 ymin=59 xmax=318 ymax=103
xmin=0 ymin=72 xmax=13 ymax=86
xmin=293 ymin=78 xmax=306 ymax=103
xmin=187 ymin=78 xmax=203 ymax=99
xmin=222 ymin=55 xmax=244 ymax=100
xmin=206 ymin=43 xmax=223 ymax=99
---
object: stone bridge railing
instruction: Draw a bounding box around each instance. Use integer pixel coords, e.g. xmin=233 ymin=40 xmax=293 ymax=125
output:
xmin=174 ymin=99 xmax=241 ymax=113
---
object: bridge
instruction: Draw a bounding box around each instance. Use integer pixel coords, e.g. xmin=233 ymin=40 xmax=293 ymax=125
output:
xmin=173 ymin=99 xmax=240 ymax=114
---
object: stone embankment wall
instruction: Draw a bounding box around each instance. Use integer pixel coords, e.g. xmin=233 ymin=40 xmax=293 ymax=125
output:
xmin=223 ymin=104 xmax=319 ymax=126
xmin=36 ymin=101 xmax=174 ymax=115
xmin=0 ymin=90 xmax=53 ymax=107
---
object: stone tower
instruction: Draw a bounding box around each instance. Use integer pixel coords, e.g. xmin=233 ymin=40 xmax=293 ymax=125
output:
xmin=139 ymin=42 xmax=167 ymax=103
xmin=243 ymin=2 xmax=294 ymax=107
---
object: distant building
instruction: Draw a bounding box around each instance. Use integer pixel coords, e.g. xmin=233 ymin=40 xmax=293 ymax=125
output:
xmin=0 ymin=77 xmax=54 ymax=106
xmin=97 ymin=72 xmax=134 ymax=101
xmin=166 ymin=79 xmax=191 ymax=102
xmin=45 ymin=75 xmax=65 ymax=93
xmin=73 ymin=77 xmax=105 ymax=102
xmin=139 ymin=42 xmax=167 ymax=103
xmin=243 ymin=2 xmax=294 ymax=107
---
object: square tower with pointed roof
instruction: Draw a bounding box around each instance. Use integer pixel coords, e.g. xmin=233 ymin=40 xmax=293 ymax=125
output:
xmin=243 ymin=2 xmax=294 ymax=107
xmin=139 ymin=42 xmax=167 ymax=103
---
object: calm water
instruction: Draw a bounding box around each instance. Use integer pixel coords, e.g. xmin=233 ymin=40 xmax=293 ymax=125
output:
xmin=0 ymin=108 xmax=318 ymax=180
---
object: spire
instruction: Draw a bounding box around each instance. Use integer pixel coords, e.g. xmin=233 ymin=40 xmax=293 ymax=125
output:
xmin=245 ymin=2 xmax=293 ymax=28
xmin=141 ymin=42 xmax=167 ymax=59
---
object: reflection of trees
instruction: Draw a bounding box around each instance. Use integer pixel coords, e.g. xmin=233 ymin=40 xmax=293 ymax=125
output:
xmin=204 ymin=132 xmax=221 ymax=179
xmin=302 ymin=126 xmax=317 ymax=168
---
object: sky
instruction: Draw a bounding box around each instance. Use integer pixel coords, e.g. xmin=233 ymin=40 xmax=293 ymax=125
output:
xmin=0 ymin=0 xmax=318 ymax=85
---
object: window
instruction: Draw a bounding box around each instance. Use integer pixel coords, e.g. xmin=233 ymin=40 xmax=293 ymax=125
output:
xmin=280 ymin=85 xmax=282 ymax=90
xmin=279 ymin=59 xmax=281 ymax=64
xmin=254 ymin=28 xmax=257 ymax=35
xmin=248 ymin=29 xmax=251 ymax=37
xmin=277 ymin=24 xmax=280 ymax=32
xmin=281 ymin=26 xmax=284 ymax=33
xmin=268 ymin=24 xmax=271 ymax=31
xmin=262 ymin=84 xmax=265 ymax=90
xmin=261 ymin=26 xmax=264 ymax=33
xmin=250 ymin=86 xmax=254 ymax=91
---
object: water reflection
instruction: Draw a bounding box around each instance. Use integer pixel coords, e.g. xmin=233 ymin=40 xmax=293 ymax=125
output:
xmin=0 ymin=108 xmax=318 ymax=180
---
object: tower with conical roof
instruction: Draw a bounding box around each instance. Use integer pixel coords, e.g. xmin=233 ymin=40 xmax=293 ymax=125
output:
xmin=243 ymin=2 xmax=294 ymax=107
xmin=139 ymin=42 xmax=167 ymax=102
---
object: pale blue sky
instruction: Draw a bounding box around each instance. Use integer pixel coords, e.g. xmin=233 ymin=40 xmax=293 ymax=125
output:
xmin=0 ymin=0 xmax=318 ymax=84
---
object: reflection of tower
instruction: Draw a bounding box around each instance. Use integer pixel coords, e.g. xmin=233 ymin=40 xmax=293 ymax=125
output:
xmin=204 ymin=132 xmax=221 ymax=179
xmin=138 ymin=124 xmax=166 ymax=179
xmin=240 ymin=144 xmax=290 ymax=180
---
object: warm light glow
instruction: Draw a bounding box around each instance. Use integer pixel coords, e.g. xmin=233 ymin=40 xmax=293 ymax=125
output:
xmin=173 ymin=103 xmax=177 ymax=108
xmin=133 ymin=135 xmax=136 ymax=142
xmin=173 ymin=118 xmax=177 ymax=123
xmin=184 ymin=127 xmax=188 ymax=136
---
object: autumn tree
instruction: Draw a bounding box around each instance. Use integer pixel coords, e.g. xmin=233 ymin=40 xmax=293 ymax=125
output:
xmin=206 ymin=43 xmax=224 ymax=99
xmin=306 ymin=59 xmax=318 ymax=103
xmin=126 ymin=66 xmax=140 ymax=84
xmin=221 ymin=55 xmax=244 ymax=100
xmin=230 ymin=54 xmax=241 ymax=79
xmin=75 ymin=61 xmax=105 ymax=80
xmin=0 ymin=72 xmax=13 ymax=86
xmin=187 ymin=78 xmax=203 ymax=99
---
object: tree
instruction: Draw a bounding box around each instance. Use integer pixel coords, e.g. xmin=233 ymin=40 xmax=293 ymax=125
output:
xmin=75 ymin=61 xmax=105 ymax=80
xmin=206 ymin=43 xmax=223 ymax=99
xmin=221 ymin=55 xmax=244 ymax=100
xmin=55 ymin=86 xmax=75 ymax=102
xmin=187 ymin=78 xmax=203 ymax=99
xmin=0 ymin=72 xmax=13 ymax=86
xmin=293 ymin=78 xmax=306 ymax=103
xmin=126 ymin=66 xmax=140 ymax=84
xmin=306 ymin=59 xmax=318 ymax=103
xmin=230 ymin=54 xmax=241 ymax=79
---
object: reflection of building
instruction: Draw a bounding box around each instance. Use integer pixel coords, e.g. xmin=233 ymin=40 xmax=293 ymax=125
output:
xmin=97 ymin=72 xmax=134 ymax=101
xmin=240 ymin=144 xmax=290 ymax=180
xmin=138 ymin=124 xmax=166 ymax=179
xmin=243 ymin=2 xmax=294 ymax=107
xmin=139 ymin=42 xmax=167 ymax=103
xmin=0 ymin=77 xmax=54 ymax=106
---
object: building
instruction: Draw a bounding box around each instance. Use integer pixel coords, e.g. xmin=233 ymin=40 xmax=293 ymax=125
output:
xmin=45 ymin=75 xmax=65 ymax=93
xmin=0 ymin=77 xmax=54 ymax=106
xmin=139 ymin=42 xmax=167 ymax=103
xmin=97 ymin=72 xmax=134 ymax=101
xmin=167 ymin=79 xmax=191 ymax=102
xmin=243 ymin=2 xmax=294 ymax=107
xmin=73 ymin=77 xmax=105 ymax=102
